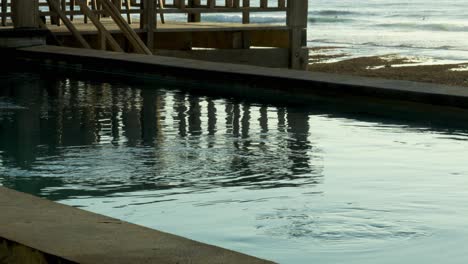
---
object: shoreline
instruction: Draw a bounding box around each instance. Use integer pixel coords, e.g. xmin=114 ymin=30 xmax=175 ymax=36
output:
xmin=308 ymin=49 xmax=468 ymax=87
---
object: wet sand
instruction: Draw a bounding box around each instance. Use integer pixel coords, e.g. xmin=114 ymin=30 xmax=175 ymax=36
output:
xmin=308 ymin=52 xmax=468 ymax=87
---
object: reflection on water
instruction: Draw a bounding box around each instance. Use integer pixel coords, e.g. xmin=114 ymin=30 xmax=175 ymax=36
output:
xmin=2 ymin=71 xmax=468 ymax=264
xmin=0 ymin=72 xmax=323 ymax=200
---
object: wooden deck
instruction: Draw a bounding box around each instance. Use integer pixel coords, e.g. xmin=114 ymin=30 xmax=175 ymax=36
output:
xmin=1 ymin=0 xmax=309 ymax=69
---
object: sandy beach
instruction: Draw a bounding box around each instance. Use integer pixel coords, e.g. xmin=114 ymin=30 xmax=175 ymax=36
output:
xmin=308 ymin=50 xmax=468 ymax=87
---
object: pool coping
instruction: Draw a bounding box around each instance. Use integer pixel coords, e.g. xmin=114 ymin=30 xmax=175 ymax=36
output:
xmin=10 ymin=45 xmax=468 ymax=109
xmin=0 ymin=187 xmax=274 ymax=264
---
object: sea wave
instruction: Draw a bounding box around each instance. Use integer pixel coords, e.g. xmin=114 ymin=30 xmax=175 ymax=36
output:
xmin=309 ymin=17 xmax=356 ymax=24
xmin=376 ymin=22 xmax=468 ymax=32
xmin=309 ymin=39 xmax=462 ymax=51
xmin=310 ymin=10 xmax=362 ymax=16
xmin=202 ymin=14 xmax=285 ymax=24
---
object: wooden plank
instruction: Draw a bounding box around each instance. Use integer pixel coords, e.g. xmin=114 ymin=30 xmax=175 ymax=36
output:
xmin=47 ymin=0 xmax=91 ymax=48
xmin=153 ymin=48 xmax=289 ymax=68
xmin=34 ymin=6 xmax=286 ymax=16
xmin=152 ymin=31 xmax=192 ymax=50
xmin=260 ymin=0 xmax=267 ymax=8
xmin=76 ymin=0 xmax=124 ymax=52
xmin=46 ymin=21 xmax=289 ymax=34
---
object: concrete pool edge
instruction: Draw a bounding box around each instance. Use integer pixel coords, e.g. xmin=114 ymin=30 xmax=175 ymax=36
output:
xmin=9 ymin=45 xmax=468 ymax=109
xmin=0 ymin=187 xmax=274 ymax=264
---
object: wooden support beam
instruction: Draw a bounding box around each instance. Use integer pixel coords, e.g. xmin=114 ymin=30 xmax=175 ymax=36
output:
xmin=11 ymin=0 xmax=39 ymax=28
xmin=286 ymin=0 xmax=308 ymax=70
xmin=37 ymin=13 xmax=64 ymax=46
xmin=98 ymin=0 xmax=152 ymax=54
xmin=76 ymin=0 xmax=124 ymax=52
xmin=260 ymin=0 xmax=267 ymax=8
xmin=46 ymin=0 xmax=91 ymax=48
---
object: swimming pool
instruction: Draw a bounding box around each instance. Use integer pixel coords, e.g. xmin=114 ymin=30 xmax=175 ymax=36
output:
xmin=1 ymin=70 xmax=468 ymax=263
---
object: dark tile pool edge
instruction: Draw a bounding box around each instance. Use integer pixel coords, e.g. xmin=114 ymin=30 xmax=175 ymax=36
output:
xmin=0 ymin=187 xmax=274 ymax=264
xmin=9 ymin=45 xmax=468 ymax=109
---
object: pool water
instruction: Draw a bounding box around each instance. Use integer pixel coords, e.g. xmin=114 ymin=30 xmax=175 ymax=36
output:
xmin=1 ymin=71 xmax=468 ymax=263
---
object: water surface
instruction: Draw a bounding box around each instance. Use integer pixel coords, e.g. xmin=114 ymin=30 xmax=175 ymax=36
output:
xmin=1 ymin=71 xmax=468 ymax=263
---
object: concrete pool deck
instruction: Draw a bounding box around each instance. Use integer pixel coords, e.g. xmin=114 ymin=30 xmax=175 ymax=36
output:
xmin=9 ymin=45 xmax=468 ymax=109
xmin=0 ymin=187 xmax=273 ymax=264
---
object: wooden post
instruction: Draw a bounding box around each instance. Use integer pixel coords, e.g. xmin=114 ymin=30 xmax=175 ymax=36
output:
xmin=242 ymin=0 xmax=249 ymax=24
xmin=187 ymin=0 xmax=200 ymax=22
xmin=50 ymin=0 xmax=61 ymax=25
xmin=158 ymin=0 xmax=164 ymax=24
xmin=207 ymin=0 xmax=214 ymax=8
xmin=278 ymin=0 xmax=285 ymax=8
xmin=11 ymin=0 xmax=39 ymax=28
xmin=124 ymin=0 xmax=132 ymax=23
xmin=70 ymin=0 xmax=76 ymax=21
xmin=1 ymin=0 xmax=7 ymax=26
xmin=144 ymin=0 xmax=155 ymax=49
xmin=286 ymin=0 xmax=308 ymax=70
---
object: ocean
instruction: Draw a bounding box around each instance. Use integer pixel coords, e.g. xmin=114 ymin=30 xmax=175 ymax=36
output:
xmin=308 ymin=0 xmax=468 ymax=64
xmin=197 ymin=0 xmax=468 ymax=64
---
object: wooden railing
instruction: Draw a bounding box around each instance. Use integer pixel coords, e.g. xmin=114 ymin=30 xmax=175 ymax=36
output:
xmin=1 ymin=0 xmax=291 ymax=27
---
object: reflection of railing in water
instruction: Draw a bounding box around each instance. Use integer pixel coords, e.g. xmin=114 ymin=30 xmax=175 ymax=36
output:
xmin=0 ymin=76 xmax=321 ymax=198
